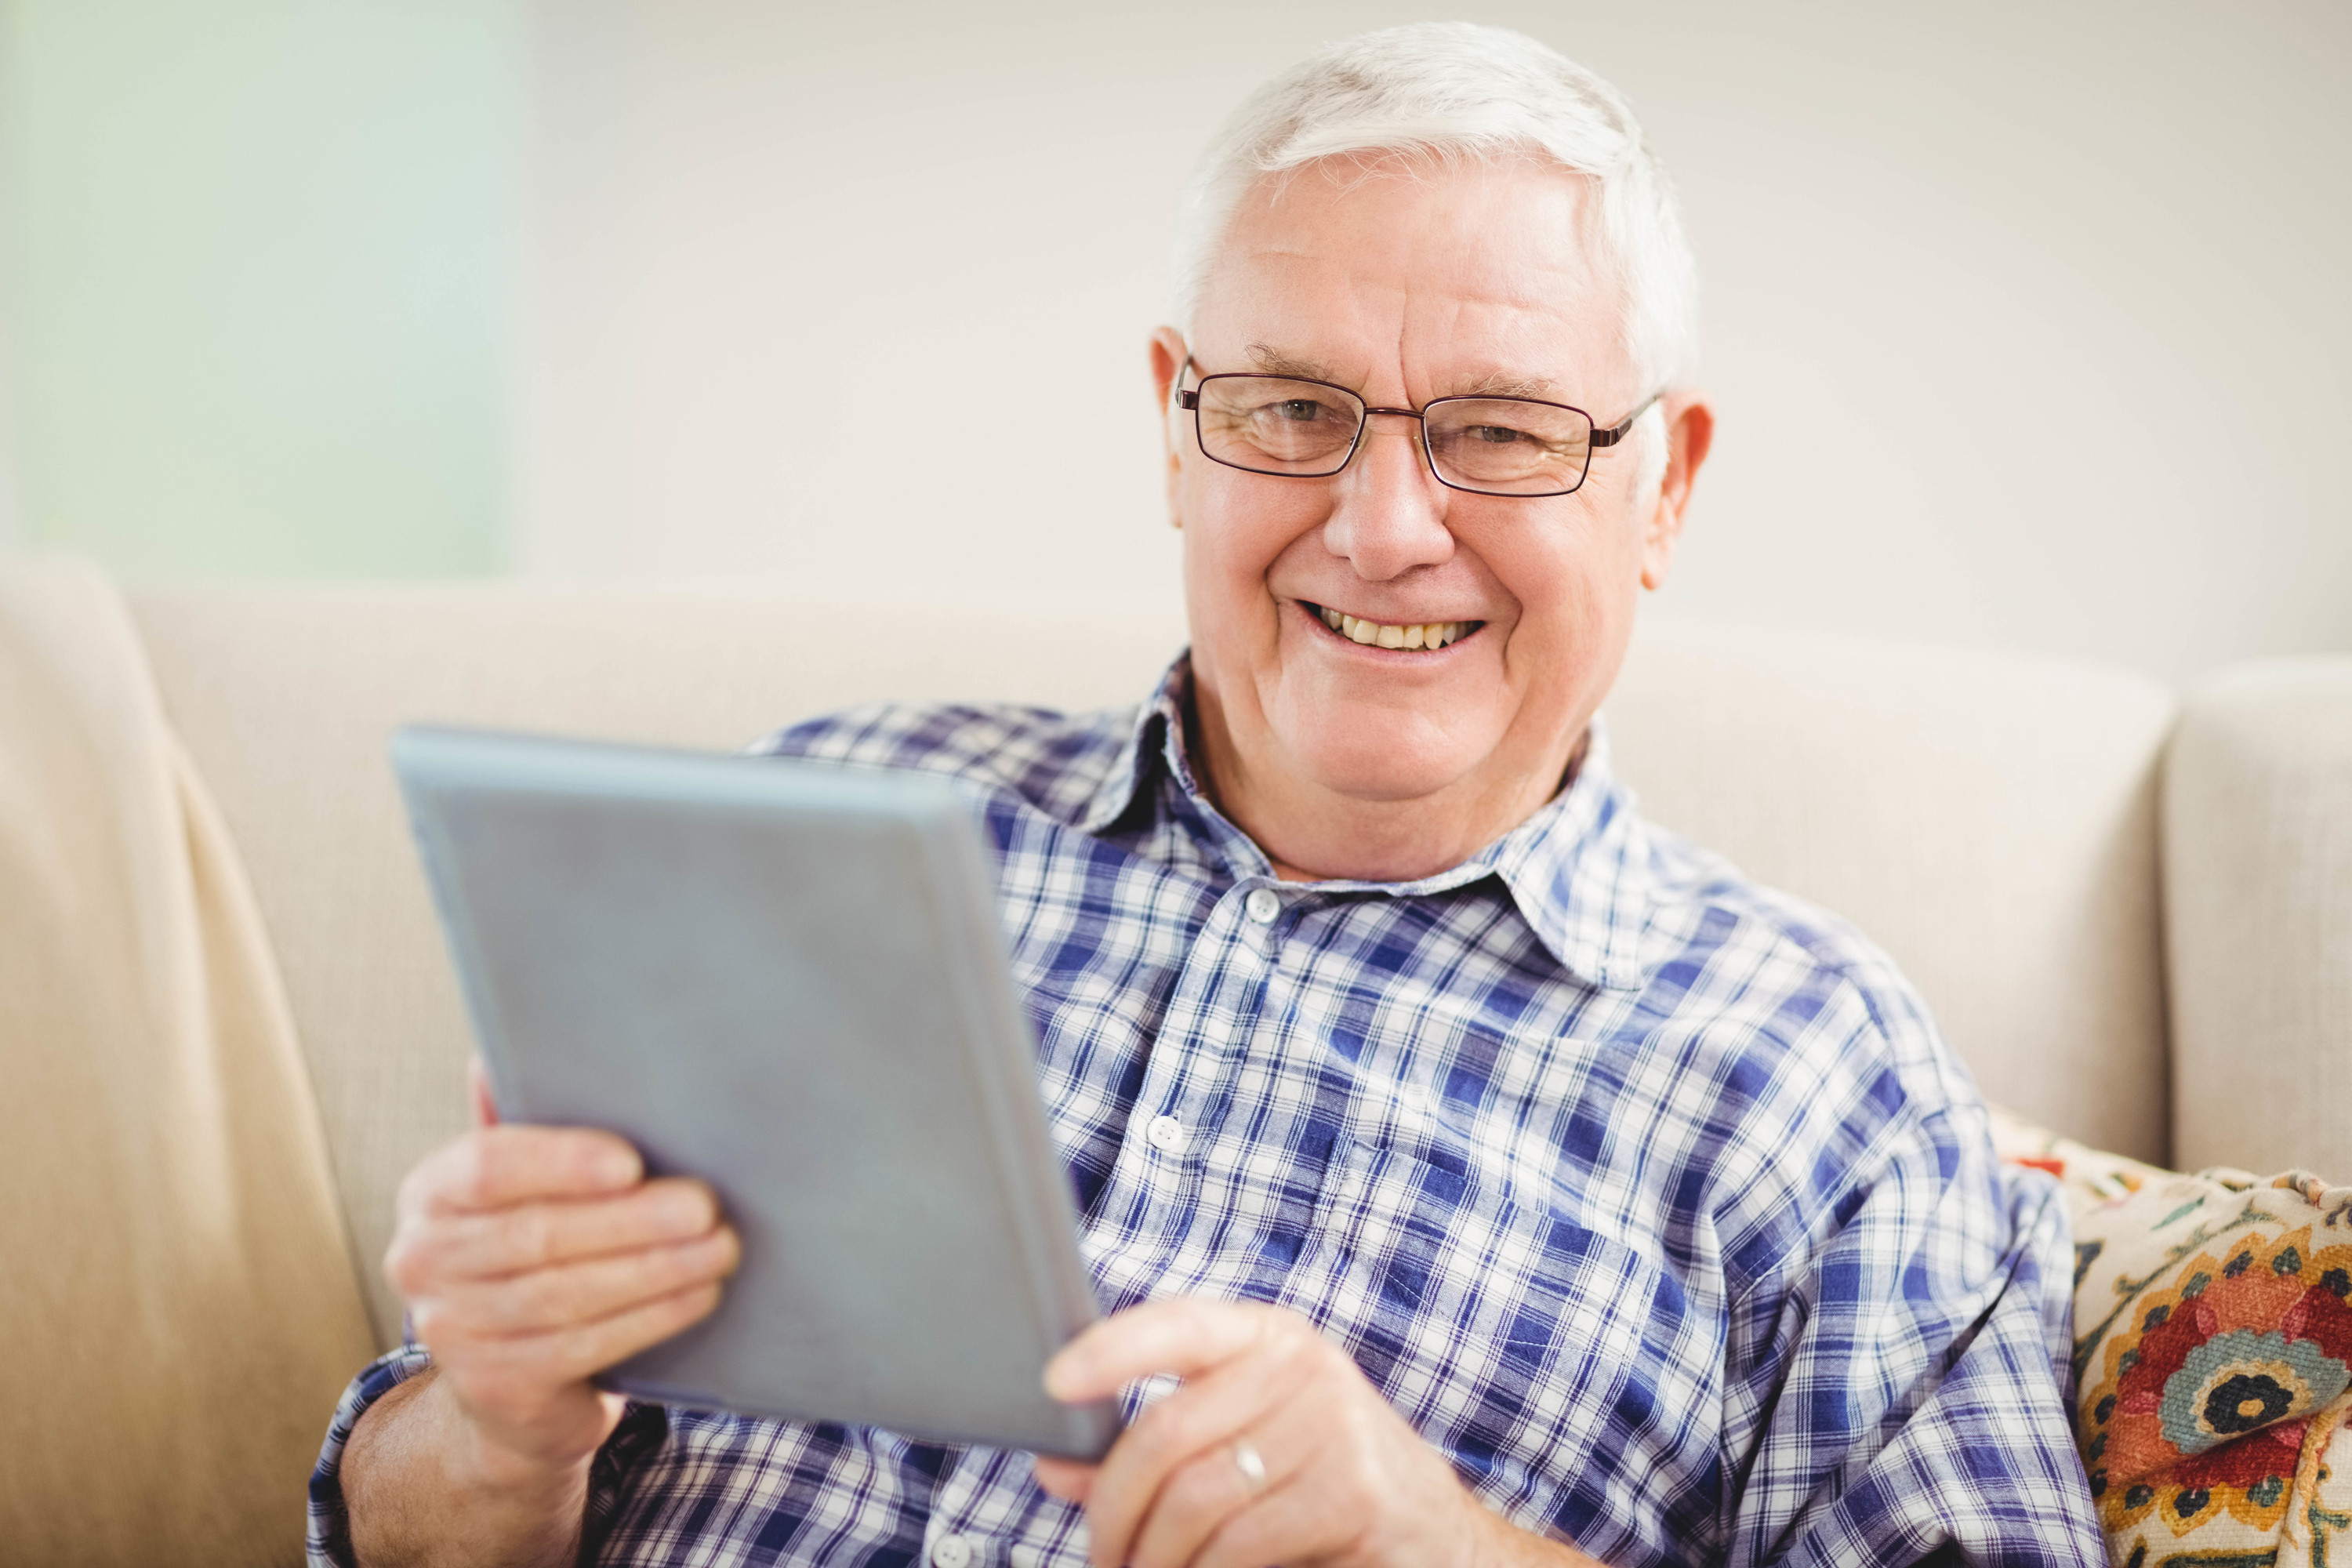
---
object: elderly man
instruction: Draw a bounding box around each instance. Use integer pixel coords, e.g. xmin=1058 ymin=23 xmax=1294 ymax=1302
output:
xmin=312 ymin=23 xmax=2102 ymax=1568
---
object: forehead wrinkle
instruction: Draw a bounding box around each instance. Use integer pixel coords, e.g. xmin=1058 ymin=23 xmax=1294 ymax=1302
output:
xmin=1243 ymin=340 xmax=1560 ymax=403
xmin=1416 ymin=297 xmax=1562 ymax=400
xmin=1210 ymin=162 xmax=1618 ymax=394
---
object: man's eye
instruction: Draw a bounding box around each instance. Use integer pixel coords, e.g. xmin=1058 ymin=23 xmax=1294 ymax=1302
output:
xmin=1467 ymin=424 xmax=1530 ymax=445
xmin=1270 ymin=399 xmax=1330 ymax=423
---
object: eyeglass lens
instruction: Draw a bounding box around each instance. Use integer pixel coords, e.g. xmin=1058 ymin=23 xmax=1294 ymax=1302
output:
xmin=1192 ymin=375 xmax=1597 ymax=495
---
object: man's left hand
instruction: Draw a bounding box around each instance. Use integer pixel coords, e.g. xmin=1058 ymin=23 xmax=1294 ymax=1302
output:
xmin=1034 ymin=1298 xmax=1589 ymax=1568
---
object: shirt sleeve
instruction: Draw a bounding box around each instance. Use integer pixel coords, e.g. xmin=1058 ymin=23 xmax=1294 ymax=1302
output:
xmin=1718 ymin=1105 xmax=2103 ymax=1567
xmin=305 ymin=1341 xmax=670 ymax=1567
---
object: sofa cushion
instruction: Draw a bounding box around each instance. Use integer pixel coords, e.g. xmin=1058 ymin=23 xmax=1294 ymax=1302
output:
xmin=1609 ymin=619 xmax=2175 ymax=1163
xmin=0 ymin=561 xmax=376 ymax=1566
xmin=1992 ymin=1109 xmax=2352 ymax=1566
xmin=2165 ymin=657 xmax=2352 ymax=1178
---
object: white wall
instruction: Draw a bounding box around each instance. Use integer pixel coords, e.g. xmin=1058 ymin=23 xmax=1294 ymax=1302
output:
xmin=0 ymin=0 xmax=519 ymax=579
xmin=0 ymin=10 xmax=17 ymax=552
xmin=0 ymin=277 xmax=17 ymax=553
xmin=516 ymin=2 xmax=2351 ymax=678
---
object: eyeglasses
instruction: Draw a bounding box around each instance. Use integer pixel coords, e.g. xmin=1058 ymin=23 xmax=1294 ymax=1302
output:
xmin=1176 ymin=361 xmax=1656 ymax=499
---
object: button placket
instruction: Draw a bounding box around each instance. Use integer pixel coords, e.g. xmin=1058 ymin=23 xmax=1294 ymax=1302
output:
xmin=1143 ymin=886 xmax=1272 ymax=1126
xmin=1152 ymin=884 xmax=1290 ymax=1142
xmin=926 ymin=1443 xmax=1059 ymax=1568
xmin=1083 ymin=881 xmax=1284 ymax=1303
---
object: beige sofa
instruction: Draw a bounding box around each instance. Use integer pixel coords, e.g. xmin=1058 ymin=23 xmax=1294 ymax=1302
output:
xmin=9 ymin=576 xmax=2350 ymax=1564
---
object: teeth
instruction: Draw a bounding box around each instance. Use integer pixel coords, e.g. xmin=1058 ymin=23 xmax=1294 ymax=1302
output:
xmin=1316 ymin=606 xmax=1472 ymax=649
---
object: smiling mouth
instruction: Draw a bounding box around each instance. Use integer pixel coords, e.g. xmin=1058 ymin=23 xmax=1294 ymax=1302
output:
xmin=1305 ymin=603 xmax=1484 ymax=651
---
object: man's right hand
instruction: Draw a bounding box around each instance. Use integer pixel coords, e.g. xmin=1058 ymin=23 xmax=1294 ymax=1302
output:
xmin=380 ymin=1060 xmax=741 ymax=1479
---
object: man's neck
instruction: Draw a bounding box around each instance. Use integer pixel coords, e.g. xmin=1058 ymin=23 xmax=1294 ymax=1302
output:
xmin=1181 ymin=681 xmax=1588 ymax=884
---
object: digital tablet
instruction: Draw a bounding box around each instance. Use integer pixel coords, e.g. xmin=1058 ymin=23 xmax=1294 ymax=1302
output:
xmin=390 ymin=725 xmax=1120 ymax=1459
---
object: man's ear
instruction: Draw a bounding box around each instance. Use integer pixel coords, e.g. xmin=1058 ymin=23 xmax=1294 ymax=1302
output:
xmin=1640 ymin=392 xmax=1715 ymax=592
xmin=1149 ymin=327 xmax=1188 ymax=529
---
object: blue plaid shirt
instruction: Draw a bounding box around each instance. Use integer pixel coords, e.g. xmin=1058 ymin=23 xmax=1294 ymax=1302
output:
xmin=310 ymin=659 xmax=2101 ymax=1566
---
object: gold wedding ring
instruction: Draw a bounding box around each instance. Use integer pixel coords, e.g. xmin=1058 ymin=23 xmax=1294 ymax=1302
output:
xmin=1232 ymin=1437 xmax=1268 ymax=1496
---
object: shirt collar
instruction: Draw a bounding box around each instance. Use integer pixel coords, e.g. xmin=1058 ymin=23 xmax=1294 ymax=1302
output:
xmin=1078 ymin=655 xmax=1656 ymax=993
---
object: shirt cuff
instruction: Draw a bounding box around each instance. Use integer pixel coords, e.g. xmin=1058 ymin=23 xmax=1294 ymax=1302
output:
xmin=305 ymin=1344 xmax=671 ymax=1568
xmin=306 ymin=1343 xmax=434 ymax=1568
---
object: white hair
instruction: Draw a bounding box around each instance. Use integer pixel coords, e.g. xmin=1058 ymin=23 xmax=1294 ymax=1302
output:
xmin=1170 ymin=22 xmax=1699 ymax=394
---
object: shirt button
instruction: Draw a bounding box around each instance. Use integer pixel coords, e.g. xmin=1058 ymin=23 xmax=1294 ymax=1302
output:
xmin=1145 ymin=1113 xmax=1186 ymax=1153
xmin=1244 ymin=887 xmax=1281 ymax=924
xmin=931 ymin=1535 xmax=975 ymax=1568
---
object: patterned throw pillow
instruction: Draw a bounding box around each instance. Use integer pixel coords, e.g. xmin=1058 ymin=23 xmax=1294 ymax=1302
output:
xmin=1990 ymin=1109 xmax=2352 ymax=1567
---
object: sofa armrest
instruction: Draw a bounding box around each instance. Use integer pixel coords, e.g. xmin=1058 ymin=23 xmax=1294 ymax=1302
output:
xmin=2164 ymin=656 xmax=2352 ymax=1178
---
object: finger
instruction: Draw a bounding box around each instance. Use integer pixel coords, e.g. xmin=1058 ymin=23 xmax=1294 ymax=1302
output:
xmin=1187 ymin=1371 xmax=1475 ymax=1568
xmin=1125 ymin=1441 xmax=1265 ymax=1568
xmin=469 ymin=1056 xmax=500 ymax=1129
xmin=1190 ymin=1473 xmax=1336 ymax=1568
xmin=401 ymin=1125 xmax=644 ymax=1216
xmin=389 ymin=1178 xmax=723 ymax=1288
xmin=1081 ymin=1337 xmax=1323 ymax=1568
xmin=448 ymin=1276 xmax=726 ymax=1396
xmin=1045 ymin=1298 xmax=1276 ymax=1402
xmin=1030 ymin=1457 xmax=1098 ymax=1504
xmin=421 ymin=1228 xmax=740 ymax=1337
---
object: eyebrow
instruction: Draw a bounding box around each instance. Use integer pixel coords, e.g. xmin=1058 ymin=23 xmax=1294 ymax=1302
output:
xmin=1242 ymin=343 xmax=1559 ymax=401
xmin=1448 ymin=370 xmax=1559 ymax=400
xmin=1244 ymin=343 xmax=1342 ymax=382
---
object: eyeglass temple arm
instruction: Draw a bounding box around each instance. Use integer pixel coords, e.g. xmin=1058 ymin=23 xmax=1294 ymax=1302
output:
xmin=1589 ymin=393 xmax=1662 ymax=447
xmin=1172 ymin=354 xmax=1200 ymax=409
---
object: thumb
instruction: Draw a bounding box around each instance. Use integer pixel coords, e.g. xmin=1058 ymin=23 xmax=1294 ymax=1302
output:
xmin=468 ymin=1056 xmax=501 ymax=1129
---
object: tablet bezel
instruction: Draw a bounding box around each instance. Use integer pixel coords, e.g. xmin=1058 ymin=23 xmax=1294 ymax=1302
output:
xmin=391 ymin=724 xmax=1121 ymax=1459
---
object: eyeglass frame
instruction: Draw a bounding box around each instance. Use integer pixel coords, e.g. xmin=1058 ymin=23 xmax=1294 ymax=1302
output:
xmin=1173 ymin=357 xmax=1658 ymax=499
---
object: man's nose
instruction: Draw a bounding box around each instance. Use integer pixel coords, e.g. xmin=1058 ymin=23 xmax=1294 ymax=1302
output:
xmin=1321 ymin=417 xmax=1454 ymax=581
